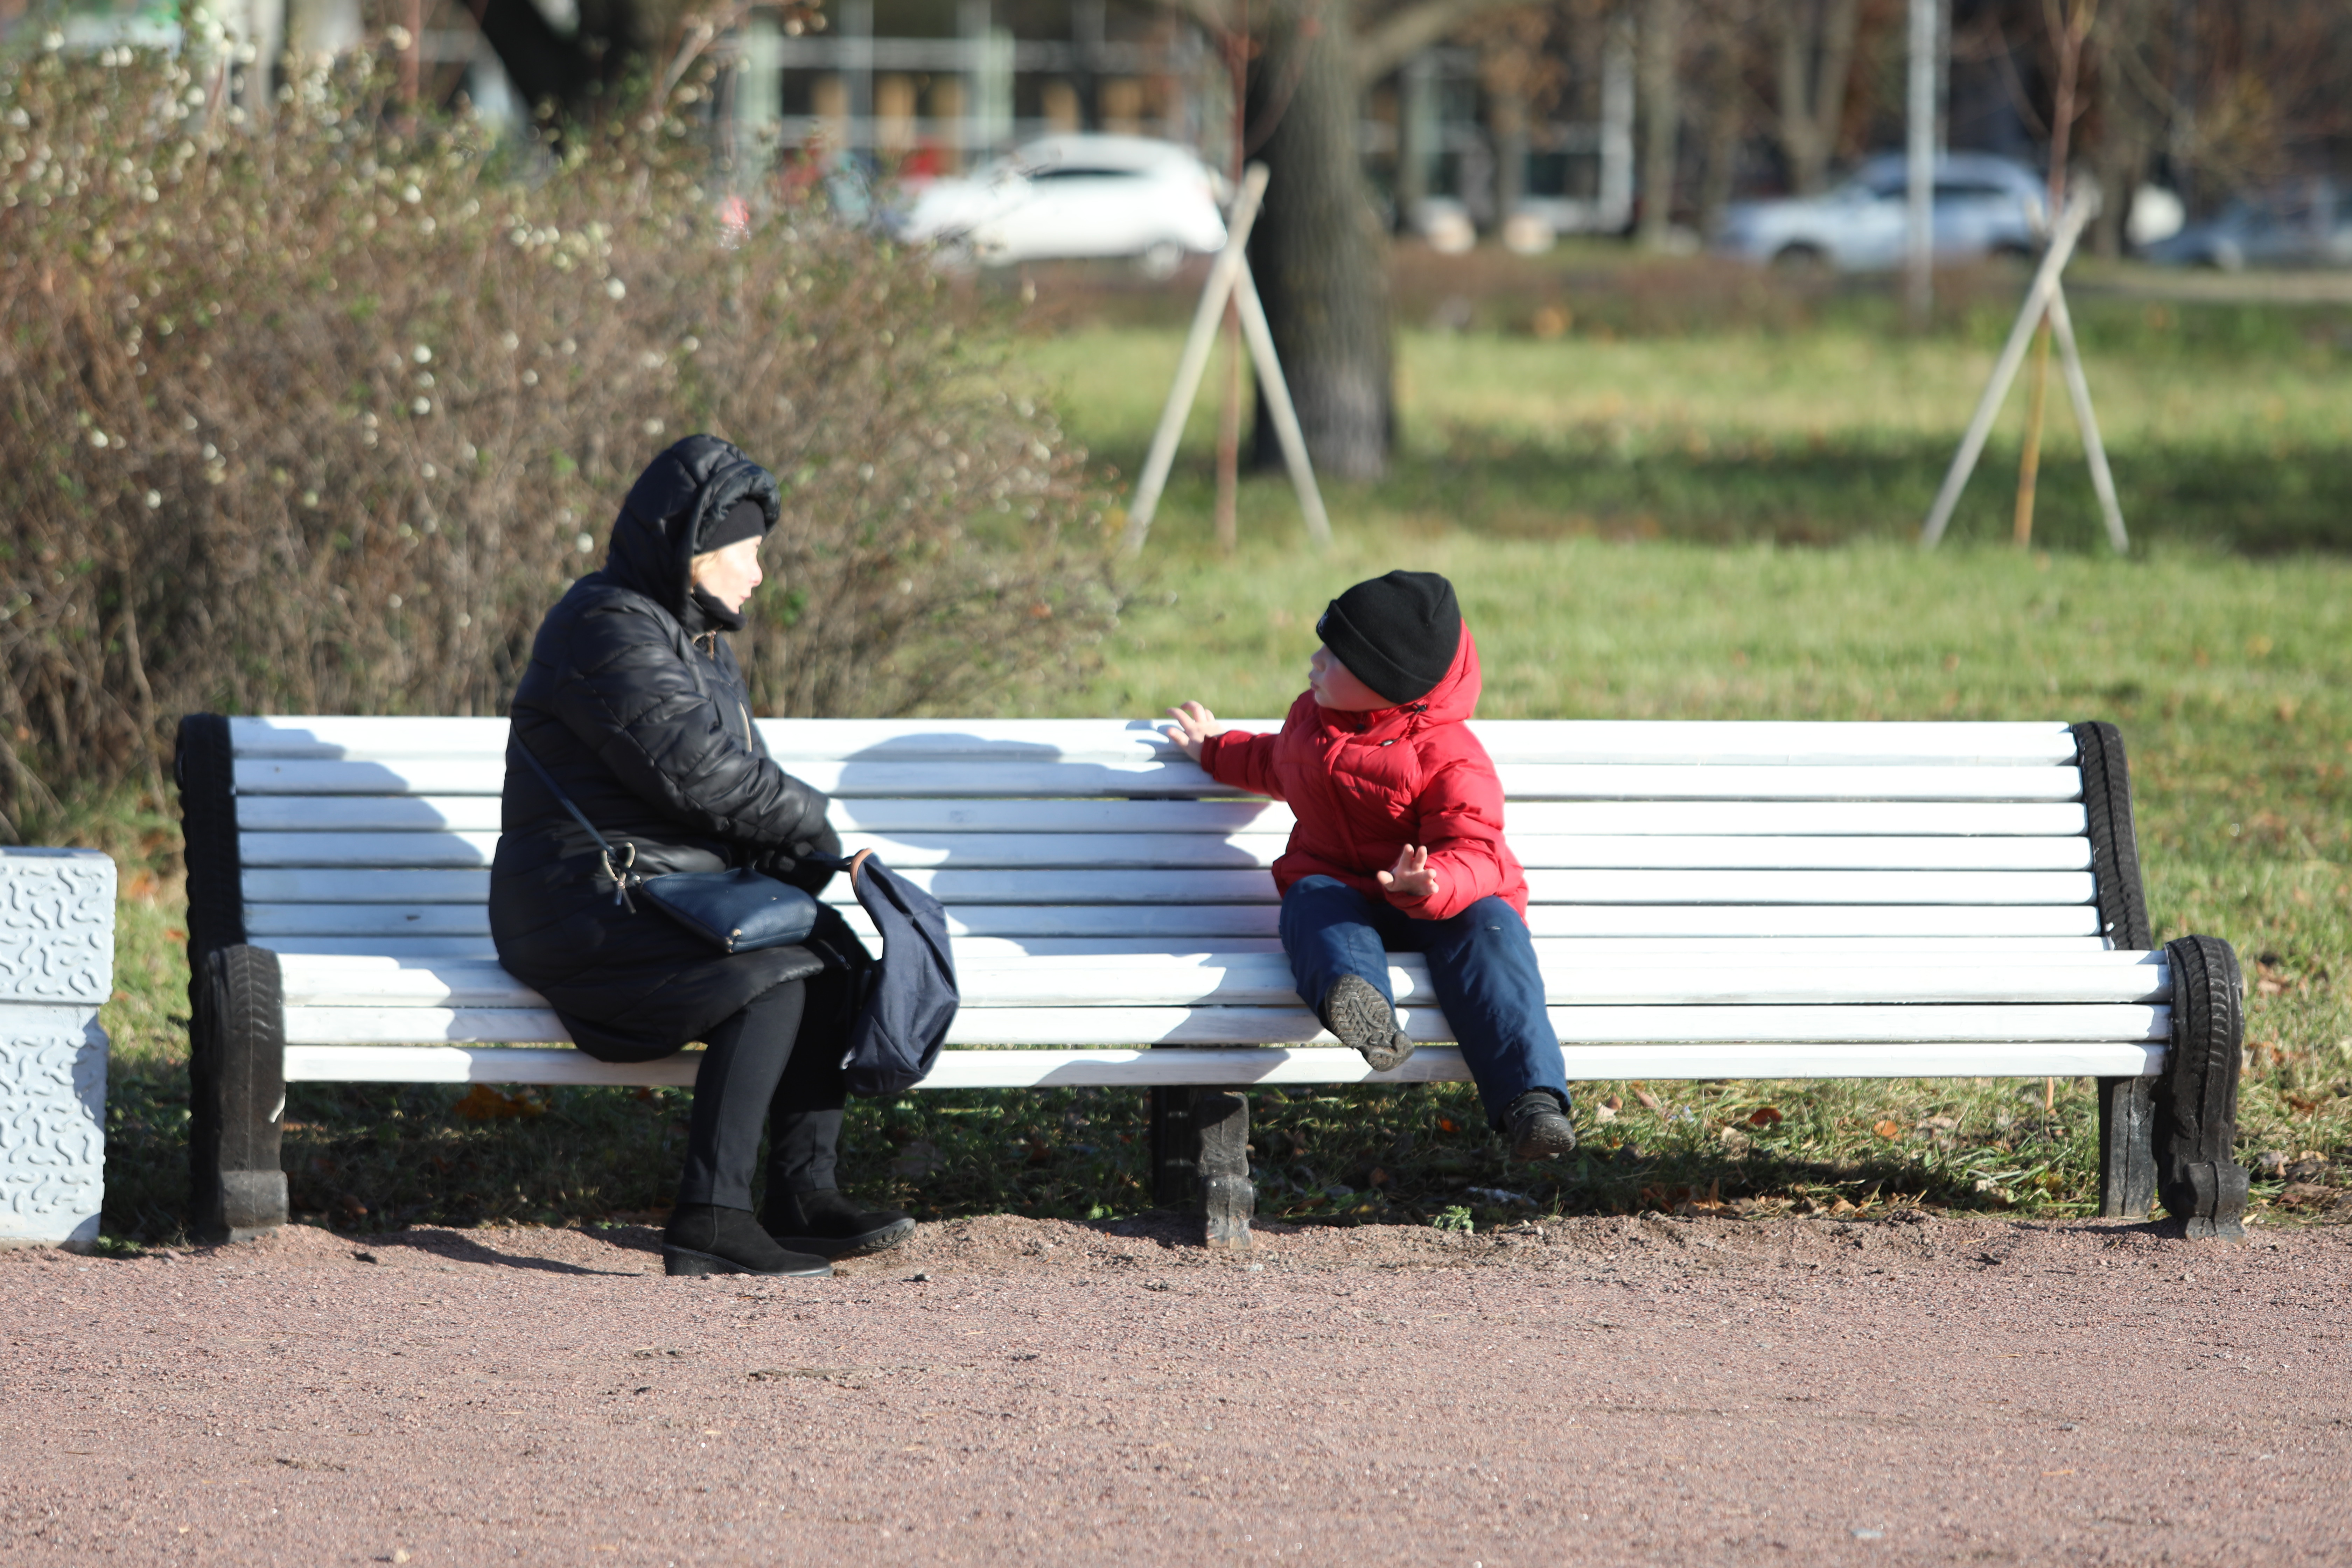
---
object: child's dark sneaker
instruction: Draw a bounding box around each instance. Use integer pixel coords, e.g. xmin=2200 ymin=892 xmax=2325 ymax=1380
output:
xmin=761 ymin=1188 xmax=916 ymax=1260
xmin=1505 ymin=1091 xmax=1577 ymax=1160
xmin=1320 ymin=973 xmax=1415 ymax=1071
xmin=664 ymin=1203 xmax=832 ymax=1277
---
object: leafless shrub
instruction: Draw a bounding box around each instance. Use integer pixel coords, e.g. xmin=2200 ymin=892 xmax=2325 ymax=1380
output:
xmin=0 ymin=44 xmax=1115 ymax=831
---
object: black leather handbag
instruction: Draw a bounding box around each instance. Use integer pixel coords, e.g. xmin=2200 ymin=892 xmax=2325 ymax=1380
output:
xmin=513 ymin=738 xmax=821 ymax=955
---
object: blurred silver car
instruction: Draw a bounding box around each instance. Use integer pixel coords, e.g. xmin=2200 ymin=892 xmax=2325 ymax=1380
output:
xmin=892 ymin=134 xmax=1229 ymax=276
xmin=2141 ymin=180 xmax=2352 ymax=270
xmin=1715 ymin=153 xmax=2048 ymax=272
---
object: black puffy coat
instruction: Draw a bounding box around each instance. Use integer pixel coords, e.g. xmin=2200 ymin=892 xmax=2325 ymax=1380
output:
xmin=490 ymin=436 xmax=846 ymax=1063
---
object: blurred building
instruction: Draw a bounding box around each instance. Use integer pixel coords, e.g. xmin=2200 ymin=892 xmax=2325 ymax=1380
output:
xmin=1364 ymin=32 xmax=1632 ymax=240
xmin=740 ymin=0 xmax=1211 ymax=176
xmin=724 ymin=0 xmax=1631 ymax=238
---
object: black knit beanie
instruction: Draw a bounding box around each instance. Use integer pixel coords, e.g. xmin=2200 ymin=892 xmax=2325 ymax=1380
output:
xmin=696 ymin=497 xmax=769 ymax=554
xmin=1316 ymin=570 xmax=1461 ymax=705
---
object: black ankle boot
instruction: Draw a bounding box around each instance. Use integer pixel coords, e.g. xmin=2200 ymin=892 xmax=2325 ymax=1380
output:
xmin=1320 ymin=973 xmax=1415 ymax=1072
xmin=664 ymin=1203 xmax=832 ymax=1278
xmin=1504 ymin=1090 xmax=1578 ymax=1161
xmin=761 ymin=1189 xmax=916 ymax=1260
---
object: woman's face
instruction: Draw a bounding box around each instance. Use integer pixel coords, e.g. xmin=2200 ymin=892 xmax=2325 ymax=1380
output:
xmin=690 ymin=536 xmax=764 ymax=613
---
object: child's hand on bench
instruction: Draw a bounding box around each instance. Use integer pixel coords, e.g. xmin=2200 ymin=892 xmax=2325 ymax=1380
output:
xmin=1161 ymin=700 xmax=1226 ymax=763
xmin=1377 ymin=844 xmax=1441 ymax=905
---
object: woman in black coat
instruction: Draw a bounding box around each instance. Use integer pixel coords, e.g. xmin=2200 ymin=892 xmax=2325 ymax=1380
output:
xmin=491 ymin=435 xmax=911 ymax=1277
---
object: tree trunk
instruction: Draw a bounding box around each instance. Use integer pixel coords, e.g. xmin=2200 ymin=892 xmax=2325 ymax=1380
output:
xmin=1773 ymin=0 xmax=1861 ymax=194
xmin=1638 ymin=0 xmax=1683 ymax=246
xmin=1694 ymin=2 xmax=1753 ymax=242
xmin=1249 ymin=0 xmax=1392 ymax=482
xmin=2090 ymin=0 xmax=2159 ymax=257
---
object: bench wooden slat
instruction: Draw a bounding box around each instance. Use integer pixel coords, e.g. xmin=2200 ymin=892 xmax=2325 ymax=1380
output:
xmin=242 ymin=901 xmax=2108 ymax=939
xmin=278 ymin=1038 xmax=2162 ymax=1088
xmin=237 ymin=865 xmax=2101 ymax=908
xmin=234 ymin=796 xmax=2094 ymax=839
xmin=275 ymin=942 xmax=2163 ymax=976
xmin=273 ymin=953 xmax=2167 ymax=1008
xmin=248 ymin=933 xmax=2122 ymax=961
xmin=279 ymin=1001 xmax=2166 ymax=1046
xmin=237 ymin=830 xmax=2097 ymax=873
xmin=231 ymin=757 xmax=2089 ymax=803
xmin=243 ymin=832 xmax=507 ymax=868
xmin=230 ymin=715 xmax=2081 ymax=766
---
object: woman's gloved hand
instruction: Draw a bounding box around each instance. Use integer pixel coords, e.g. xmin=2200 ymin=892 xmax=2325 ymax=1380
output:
xmin=757 ymin=823 xmax=844 ymax=894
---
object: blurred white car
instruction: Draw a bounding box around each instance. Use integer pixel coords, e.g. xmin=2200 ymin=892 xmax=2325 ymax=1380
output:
xmin=1715 ymin=153 xmax=2049 ymax=272
xmin=892 ymin=134 xmax=1228 ymax=275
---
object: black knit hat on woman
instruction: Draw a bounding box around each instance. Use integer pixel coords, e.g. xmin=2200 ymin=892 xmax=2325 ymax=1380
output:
xmin=1315 ymin=570 xmax=1462 ymax=705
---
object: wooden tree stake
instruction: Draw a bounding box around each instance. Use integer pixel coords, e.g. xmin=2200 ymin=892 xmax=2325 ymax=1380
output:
xmin=1120 ymin=165 xmax=1330 ymax=557
xmin=2013 ymin=319 xmax=2053 ymax=546
xmin=1919 ymin=192 xmax=2107 ymax=550
xmin=1214 ymin=302 xmax=1242 ymax=554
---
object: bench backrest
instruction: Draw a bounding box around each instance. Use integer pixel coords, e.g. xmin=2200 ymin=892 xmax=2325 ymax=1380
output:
xmin=185 ymin=716 xmax=2150 ymax=964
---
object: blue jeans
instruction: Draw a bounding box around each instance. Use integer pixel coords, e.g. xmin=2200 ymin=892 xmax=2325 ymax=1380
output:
xmin=1279 ymin=875 xmax=1570 ymax=1128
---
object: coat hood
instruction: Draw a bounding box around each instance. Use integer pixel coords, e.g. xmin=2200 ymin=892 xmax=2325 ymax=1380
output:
xmin=1413 ymin=624 xmax=1480 ymax=726
xmin=601 ymin=435 xmax=782 ymax=622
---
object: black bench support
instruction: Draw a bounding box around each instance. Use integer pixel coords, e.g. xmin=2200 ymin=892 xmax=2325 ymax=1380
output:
xmin=178 ymin=714 xmax=288 ymax=1242
xmin=190 ymin=945 xmax=289 ymax=1243
xmin=1147 ymin=1085 xmax=1198 ymax=1209
xmin=2096 ymin=1077 xmax=2157 ymax=1219
xmin=2073 ymin=720 xmax=2164 ymax=1221
xmin=1196 ymin=1093 xmax=1255 ymax=1251
xmin=1148 ymin=1084 xmax=1254 ymax=1248
xmin=2157 ymin=936 xmax=2248 ymax=1240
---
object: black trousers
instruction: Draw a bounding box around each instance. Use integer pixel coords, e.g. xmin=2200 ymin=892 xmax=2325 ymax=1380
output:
xmin=675 ymin=971 xmax=851 ymax=1211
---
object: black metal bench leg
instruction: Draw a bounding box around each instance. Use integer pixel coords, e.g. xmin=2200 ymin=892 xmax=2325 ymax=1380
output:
xmin=2096 ymin=1075 xmax=2156 ymax=1218
xmin=1148 ymin=1085 xmax=1198 ymax=1210
xmin=1147 ymin=1085 xmax=1254 ymax=1248
xmin=2156 ymin=936 xmax=2249 ymax=1241
xmin=191 ymin=945 xmax=288 ymax=1244
xmin=1195 ymin=1092 xmax=1254 ymax=1251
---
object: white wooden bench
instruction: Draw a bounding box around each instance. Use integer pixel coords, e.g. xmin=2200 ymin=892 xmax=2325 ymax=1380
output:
xmin=174 ymin=715 xmax=2248 ymax=1247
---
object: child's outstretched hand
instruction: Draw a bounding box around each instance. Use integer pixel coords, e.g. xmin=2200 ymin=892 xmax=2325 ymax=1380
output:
xmin=1161 ymin=700 xmax=1224 ymax=763
xmin=1378 ymin=844 xmax=1441 ymax=903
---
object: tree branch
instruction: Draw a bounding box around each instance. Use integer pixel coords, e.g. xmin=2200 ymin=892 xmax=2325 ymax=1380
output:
xmin=1353 ymin=0 xmax=1528 ymax=83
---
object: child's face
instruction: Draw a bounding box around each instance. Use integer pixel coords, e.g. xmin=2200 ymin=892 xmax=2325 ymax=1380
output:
xmin=1308 ymin=645 xmax=1393 ymax=712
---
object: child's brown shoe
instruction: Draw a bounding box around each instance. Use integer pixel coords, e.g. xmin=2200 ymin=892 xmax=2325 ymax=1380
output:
xmin=1321 ymin=973 xmax=1415 ymax=1072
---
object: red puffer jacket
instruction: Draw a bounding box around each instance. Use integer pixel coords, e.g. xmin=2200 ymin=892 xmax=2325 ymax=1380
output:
xmin=1197 ymin=627 xmax=1526 ymax=920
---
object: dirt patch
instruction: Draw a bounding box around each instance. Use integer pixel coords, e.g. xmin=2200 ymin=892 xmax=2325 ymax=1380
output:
xmin=5 ymin=1212 xmax=2347 ymax=1566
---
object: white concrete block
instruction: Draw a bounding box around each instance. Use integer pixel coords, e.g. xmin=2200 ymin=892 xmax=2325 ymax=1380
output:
xmin=0 ymin=848 xmax=116 ymax=1251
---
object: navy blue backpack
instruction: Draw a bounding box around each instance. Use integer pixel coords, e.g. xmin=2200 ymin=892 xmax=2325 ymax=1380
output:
xmin=822 ymin=850 xmax=959 ymax=1097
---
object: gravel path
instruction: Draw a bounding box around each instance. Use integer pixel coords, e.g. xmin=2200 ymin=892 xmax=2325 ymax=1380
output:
xmin=4 ymin=1212 xmax=2347 ymax=1566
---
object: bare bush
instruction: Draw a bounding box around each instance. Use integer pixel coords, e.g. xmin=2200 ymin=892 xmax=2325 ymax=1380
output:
xmin=0 ymin=44 xmax=1115 ymax=831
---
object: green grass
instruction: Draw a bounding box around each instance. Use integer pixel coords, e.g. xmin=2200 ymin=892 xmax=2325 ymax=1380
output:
xmin=1032 ymin=312 xmax=2352 ymax=553
xmin=75 ymin=300 xmax=2352 ymax=1244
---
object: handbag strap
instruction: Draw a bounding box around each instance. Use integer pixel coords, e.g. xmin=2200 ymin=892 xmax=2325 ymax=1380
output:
xmin=512 ymin=730 xmax=639 ymax=909
xmin=798 ymin=848 xmax=872 ymax=886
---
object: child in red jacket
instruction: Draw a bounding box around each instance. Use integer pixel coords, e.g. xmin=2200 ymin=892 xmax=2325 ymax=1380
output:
xmin=1163 ymin=571 xmax=1576 ymax=1160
